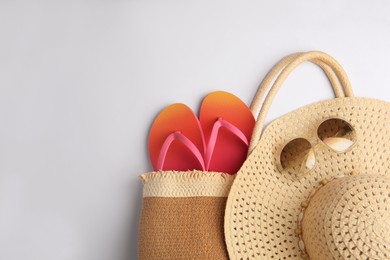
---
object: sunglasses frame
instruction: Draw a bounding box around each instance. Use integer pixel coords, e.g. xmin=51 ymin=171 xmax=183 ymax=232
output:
xmin=276 ymin=116 xmax=357 ymax=177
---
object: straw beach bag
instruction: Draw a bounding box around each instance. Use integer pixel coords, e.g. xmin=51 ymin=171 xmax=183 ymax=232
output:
xmin=139 ymin=171 xmax=233 ymax=259
xmin=225 ymin=51 xmax=390 ymax=259
xmin=139 ymin=89 xmax=254 ymax=259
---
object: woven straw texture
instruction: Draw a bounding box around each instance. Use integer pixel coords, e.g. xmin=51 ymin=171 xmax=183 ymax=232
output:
xmin=225 ymin=97 xmax=390 ymax=259
xmin=141 ymin=171 xmax=235 ymax=197
xmin=302 ymin=173 xmax=390 ymax=259
xmin=139 ymin=171 xmax=234 ymax=259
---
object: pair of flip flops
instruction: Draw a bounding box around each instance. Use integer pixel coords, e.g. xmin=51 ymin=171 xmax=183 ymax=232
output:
xmin=149 ymin=91 xmax=255 ymax=174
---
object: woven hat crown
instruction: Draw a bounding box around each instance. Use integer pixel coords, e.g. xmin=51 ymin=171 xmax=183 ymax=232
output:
xmin=302 ymin=174 xmax=390 ymax=259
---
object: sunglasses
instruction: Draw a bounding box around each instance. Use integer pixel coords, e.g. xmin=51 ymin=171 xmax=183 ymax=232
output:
xmin=277 ymin=118 xmax=356 ymax=177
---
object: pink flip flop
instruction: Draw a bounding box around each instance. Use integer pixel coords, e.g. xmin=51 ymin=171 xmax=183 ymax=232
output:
xmin=148 ymin=103 xmax=206 ymax=171
xmin=200 ymin=91 xmax=255 ymax=174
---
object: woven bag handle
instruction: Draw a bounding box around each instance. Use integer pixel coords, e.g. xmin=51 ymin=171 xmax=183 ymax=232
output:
xmin=248 ymin=51 xmax=354 ymax=153
xmin=250 ymin=52 xmax=346 ymax=116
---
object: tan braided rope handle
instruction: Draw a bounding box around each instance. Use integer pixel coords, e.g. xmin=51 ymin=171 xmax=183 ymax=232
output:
xmin=248 ymin=51 xmax=355 ymax=153
xmin=249 ymin=52 xmax=346 ymax=115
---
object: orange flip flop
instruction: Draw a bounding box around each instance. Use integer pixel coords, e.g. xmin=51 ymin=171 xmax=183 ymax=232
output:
xmin=149 ymin=103 xmax=206 ymax=171
xmin=200 ymin=91 xmax=255 ymax=174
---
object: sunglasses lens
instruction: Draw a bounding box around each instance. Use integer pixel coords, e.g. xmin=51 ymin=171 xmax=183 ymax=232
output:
xmin=279 ymin=138 xmax=315 ymax=174
xmin=317 ymin=118 xmax=355 ymax=152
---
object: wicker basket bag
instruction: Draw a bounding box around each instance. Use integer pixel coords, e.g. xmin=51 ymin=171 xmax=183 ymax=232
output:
xmin=139 ymin=170 xmax=234 ymax=259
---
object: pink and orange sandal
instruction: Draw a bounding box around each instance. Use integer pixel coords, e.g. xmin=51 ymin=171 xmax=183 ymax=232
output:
xmin=148 ymin=91 xmax=255 ymax=174
xmin=200 ymin=91 xmax=255 ymax=174
xmin=149 ymin=103 xmax=205 ymax=171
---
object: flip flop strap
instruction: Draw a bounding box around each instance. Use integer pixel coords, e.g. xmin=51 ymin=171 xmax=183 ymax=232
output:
xmin=157 ymin=131 xmax=206 ymax=170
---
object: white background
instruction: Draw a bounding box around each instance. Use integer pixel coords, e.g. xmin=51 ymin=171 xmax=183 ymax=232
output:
xmin=1 ymin=1 xmax=390 ymax=260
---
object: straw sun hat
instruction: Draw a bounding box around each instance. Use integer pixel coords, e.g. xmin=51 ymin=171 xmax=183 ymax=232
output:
xmin=224 ymin=52 xmax=390 ymax=259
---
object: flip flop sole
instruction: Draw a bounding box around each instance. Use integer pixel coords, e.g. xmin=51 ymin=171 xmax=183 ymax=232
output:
xmin=200 ymin=91 xmax=255 ymax=174
xmin=149 ymin=103 xmax=205 ymax=171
